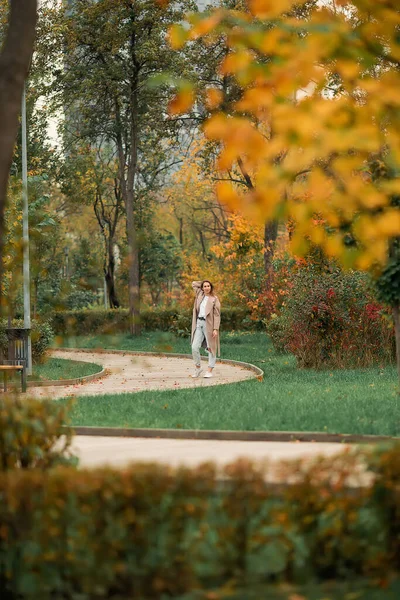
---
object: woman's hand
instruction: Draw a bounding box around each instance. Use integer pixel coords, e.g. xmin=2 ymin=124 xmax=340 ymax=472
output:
xmin=212 ymin=329 xmax=218 ymax=338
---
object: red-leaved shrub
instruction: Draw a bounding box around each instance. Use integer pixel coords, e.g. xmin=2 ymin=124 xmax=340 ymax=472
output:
xmin=268 ymin=266 xmax=395 ymax=368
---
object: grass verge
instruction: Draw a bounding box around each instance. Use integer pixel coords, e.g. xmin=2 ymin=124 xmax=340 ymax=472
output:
xmin=57 ymin=332 xmax=399 ymax=436
xmin=30 ymin=357 xmax=102 ymax=382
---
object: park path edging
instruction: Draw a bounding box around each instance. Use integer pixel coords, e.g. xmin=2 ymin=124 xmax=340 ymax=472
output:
xmin=68 ymin=425 xmax=398 ymax=444
xmin=53 ymin=350 xmax=397 ymax=444
xmin=27 ymin=367 xmax=106 ymax=388
xmin=54 ymin=347 xmax=264 ymax=381
xmin=1 ymin=366 xmax=106 ymax=392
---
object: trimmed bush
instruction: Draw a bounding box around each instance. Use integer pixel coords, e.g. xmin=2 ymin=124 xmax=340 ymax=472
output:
xmin=171 ymin=312 xmax=192 ymax=337
xmin=51 ymin=307 xmax=258 ymax=336
xmin=0 ymin=319 xmax=54 ymax=364
xmin=267 ymin=267 xmax=395 ymax=368
xmin=0 ymin=395 xmax=76 ymax=471
xmin=51 ymin=308 xmax=130 ymax=336
xmin=2 ymin=444 xmax=400 ymax=598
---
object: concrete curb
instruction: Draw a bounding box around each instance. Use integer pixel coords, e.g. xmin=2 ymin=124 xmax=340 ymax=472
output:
xmin=69 ymin=425 xmax=399 ymax=444
xmin=27 ymin=367 xmax=106 ymax=388
xmin=1 ymin=363 xmax=105 ymax=392
xmin=53 ymin=347 xmax=264 ymax=381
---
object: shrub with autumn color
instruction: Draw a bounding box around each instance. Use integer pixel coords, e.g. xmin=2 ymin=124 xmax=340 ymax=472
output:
xmin=208 ymin=213 xmax=270 ymax=323
xmin=268 ymin=265 xmax=395 ymax=368
xmin=3 ymin=445 xmax=400 ymax=598
xmin=244 ymin=250 xmax=296 ymax=323
xmin=0 ymin=395 xmax=76 ymax=471
xmin=2 ymin=395 xmax=400 ymax=598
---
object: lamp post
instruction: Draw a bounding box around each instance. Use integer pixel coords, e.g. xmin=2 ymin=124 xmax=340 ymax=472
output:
xmin=21 ymin=85 xmax=32 ymax=375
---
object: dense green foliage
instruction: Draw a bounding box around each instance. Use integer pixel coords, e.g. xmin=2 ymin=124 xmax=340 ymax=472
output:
xmin=140 ymin=231 xmax=184 ymax=304
xmin=2 ymin=441 xmax=400 ymax=598
xmin=0 ymin=395 xmax=76 ymax=471
xmin=51 ymin=307 xmax=256 ymax=336
xmin=376 ymin=241 xmax=400 ymax=308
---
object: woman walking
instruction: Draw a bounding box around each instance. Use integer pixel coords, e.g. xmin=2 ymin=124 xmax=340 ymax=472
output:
xmin=191 ymin=280 xmax=221 ymax=378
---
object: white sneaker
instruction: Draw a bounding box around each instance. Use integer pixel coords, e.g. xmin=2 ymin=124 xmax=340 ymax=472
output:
xmin=191 ymin=367 xmax=202 ymax=378
xmin=203 ymin=371 xmax=213 ymax=378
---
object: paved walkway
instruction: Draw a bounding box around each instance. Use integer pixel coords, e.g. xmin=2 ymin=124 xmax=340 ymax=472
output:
xmin=29 ymin=349 xmax=257 ymax=399
xmin=72 ymin=436 xmax=354 ymax=474
xmin=31 ymin=350 xmax=363 ymax=476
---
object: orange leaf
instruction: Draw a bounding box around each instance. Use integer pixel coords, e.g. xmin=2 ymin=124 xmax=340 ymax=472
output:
xmin=203 ymin=114 xmax=230 ymax=140
xmin=189 ymin=13 xmax=223 ymax=39
xmin=168 ymin=88 xmax=195 ymax=116
xmin=249 ymin=0 xmax=294 ymax=19
xmin=216 ymin=181 xmax=241 ymax=210
xmin=205 ymin=87 xmax=223 ymax=110
xmin=220 ymin=50 xmax=253 ymax=75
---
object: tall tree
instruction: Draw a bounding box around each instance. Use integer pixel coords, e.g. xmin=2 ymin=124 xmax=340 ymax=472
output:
xmin=61 ymin=142 xmax=123 ymax=308
xmin=0 ymin=0 xmax=37 ymax=300
xmin=46 ymin=0 xmax=195 ymax=334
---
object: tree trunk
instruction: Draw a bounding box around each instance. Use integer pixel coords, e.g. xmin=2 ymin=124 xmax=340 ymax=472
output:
xmin=393 ymin=304 xmax=400 ymax=391
xmin=179 ymin=217 xmax=183 ymax=246
xmin=122 ymin=28 xmax=141 ymax=335
xmin=115 ymin=97 xmax=140 ymax=335
xmin=0 ymin=0 xmax=37 ymax=302
xmin=264 ymin=219 xmax=279 ymax=291
xmin=105 ymin=245 xmax=120 ymax=309
xmin=93 ymin=182 xmax=122 ymax=311
xmin=125 ymin=188 xmax=140 ymax=333
xmin=150 ymin=288 xmax=160 ymax=305
xmin=105 ymin=273 xmax=119 ymax=309
xmin=199 ymin=228 xmax=206 ymax=257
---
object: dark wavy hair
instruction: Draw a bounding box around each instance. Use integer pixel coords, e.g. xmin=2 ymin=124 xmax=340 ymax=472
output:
xmin=201 ymin=280 xmax=214 ymax=294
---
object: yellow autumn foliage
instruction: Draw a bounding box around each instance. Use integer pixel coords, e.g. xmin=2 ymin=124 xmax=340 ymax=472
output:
xmin=168 ymin=0 xmax=400 ymax=270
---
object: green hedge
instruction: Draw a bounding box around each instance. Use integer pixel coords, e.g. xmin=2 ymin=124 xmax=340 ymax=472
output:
xmin=0 ymin=319 xmax=54 ymax=364
xmin=1 ymin=435 xmax=400 ymax=597
xmin=51 ymin=307 xmax=259 ymax=336
xmin=0 ymin=395 xmax=76 ymax=471
xmin=3 ymin=396 xmax=398 ymax=599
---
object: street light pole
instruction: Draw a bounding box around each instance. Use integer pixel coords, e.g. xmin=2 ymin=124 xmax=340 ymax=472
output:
xmin=22 ymin=85 xmax=32 ymax=375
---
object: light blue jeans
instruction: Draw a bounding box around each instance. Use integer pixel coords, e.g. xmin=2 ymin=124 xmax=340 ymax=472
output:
xmin=192 ymin=319 xmax=216 ymax=369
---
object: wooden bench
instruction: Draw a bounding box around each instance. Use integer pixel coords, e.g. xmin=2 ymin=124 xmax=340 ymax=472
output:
xmin=0 ymin=328 xmax=29 ymax=393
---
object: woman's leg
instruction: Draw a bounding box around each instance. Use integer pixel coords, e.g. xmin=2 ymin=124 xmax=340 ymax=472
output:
xmin=207 ymin=350 xmax=216 ymax=369
xmin=203 ymin=323 xmax=216 ymax=377
xmin=203 ymin=349 xmax=216 ymax=377
xmin=191 ymin=324 xmax=205 ymax=377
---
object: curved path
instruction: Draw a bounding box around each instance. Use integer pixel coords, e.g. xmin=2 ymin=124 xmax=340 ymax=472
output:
xmin=71 ymin=436 xmax=354 ymax=475
xmin=29 ymin=348 xmax=258 ymax=399
xmin=31 ymin=350 xmax=362 ymax=473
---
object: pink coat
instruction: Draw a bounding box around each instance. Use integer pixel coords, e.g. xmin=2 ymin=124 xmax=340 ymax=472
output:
xmin=191 ymin=281 xmax=221 ymax=356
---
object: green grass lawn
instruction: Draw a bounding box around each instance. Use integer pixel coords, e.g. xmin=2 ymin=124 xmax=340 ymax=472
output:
xmin=30 ymin=358 xmax=102 ymax=382
xmin=57 ymin=331 xmax=400 ymax=436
